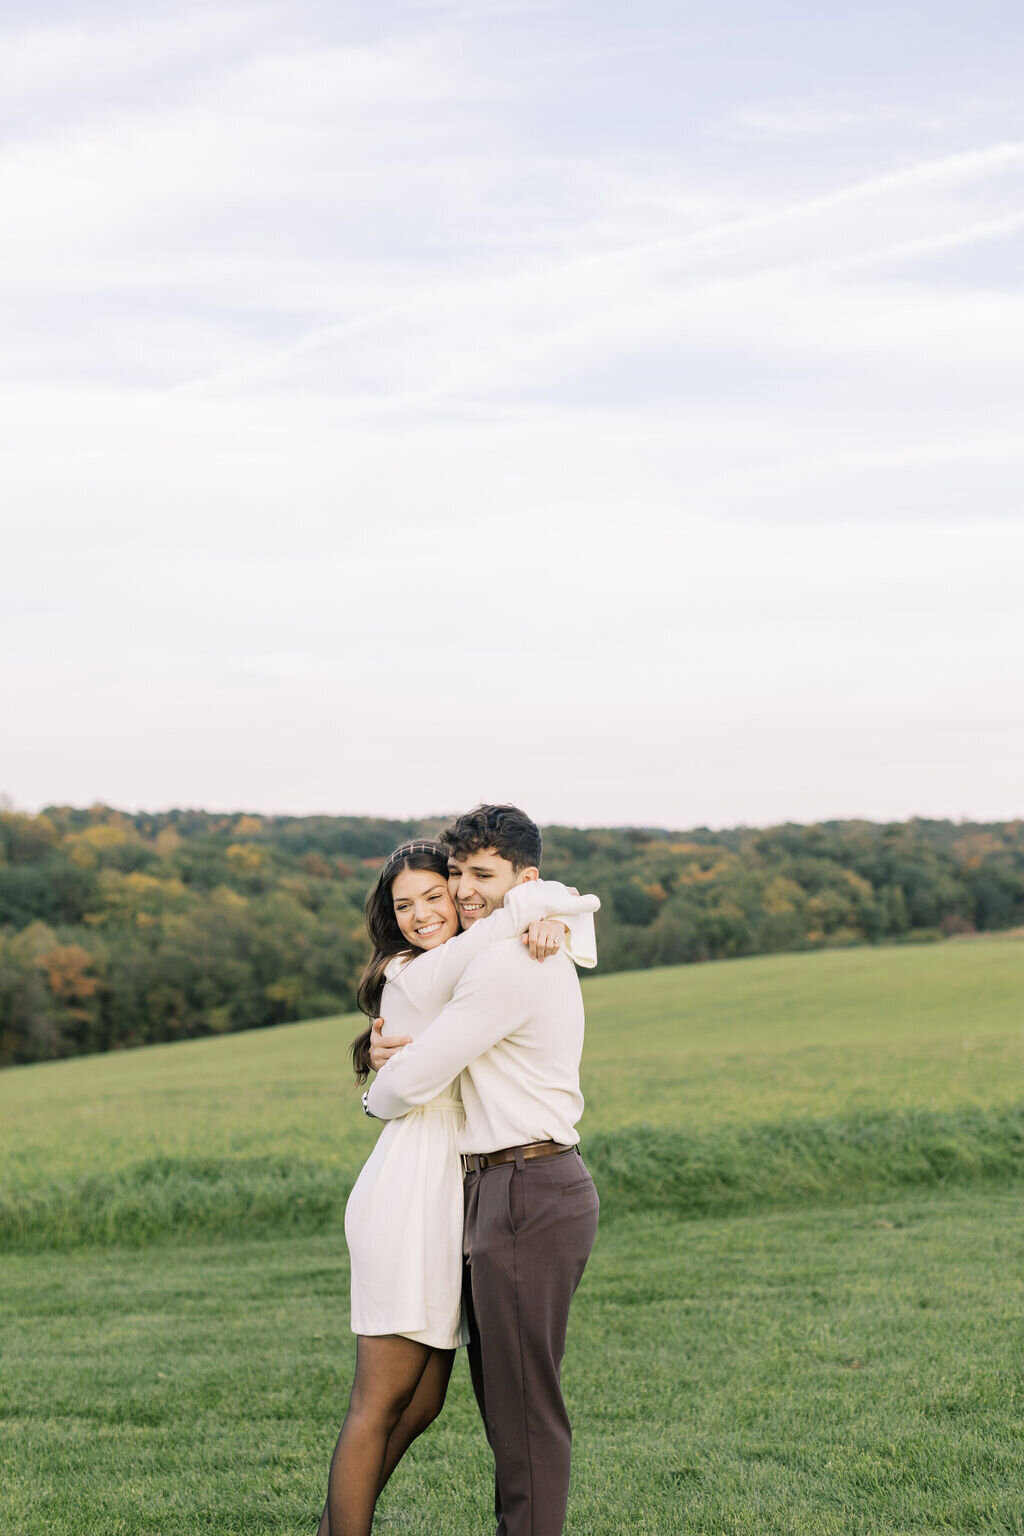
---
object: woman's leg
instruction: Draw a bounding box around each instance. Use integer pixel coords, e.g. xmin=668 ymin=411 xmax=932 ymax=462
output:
xmin=377 ymin=1346 xmax=455 ymax=1493
xmin=315 ymin=1334 xmax=434 ymax=1536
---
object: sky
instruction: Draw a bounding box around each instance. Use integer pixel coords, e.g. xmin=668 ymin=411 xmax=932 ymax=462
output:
xmin=3 ymin=0 xmax=1023 ymax=831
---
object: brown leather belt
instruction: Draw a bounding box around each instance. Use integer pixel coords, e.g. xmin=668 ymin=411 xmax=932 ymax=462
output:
xmin=461 ymin=1140 xmax=577 ymax=1174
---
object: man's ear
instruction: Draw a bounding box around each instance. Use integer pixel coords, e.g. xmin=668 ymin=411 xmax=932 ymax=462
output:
xmin=516 ymin=866 xmax=540 ymax=884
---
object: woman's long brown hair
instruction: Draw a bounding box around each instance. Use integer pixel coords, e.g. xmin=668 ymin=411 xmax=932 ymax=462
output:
xmin=351 ymin=841 xmax=453 ymax=1083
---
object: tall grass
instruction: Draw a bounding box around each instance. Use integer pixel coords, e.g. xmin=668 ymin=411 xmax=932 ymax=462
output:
xmin=5 ymin=1102 xmax=1024 ymax=1249
xmin=0 ymin=1154 xmax=348 ymax=1250
xmin=586 ymin=1101 xmax=1024 ymax=1217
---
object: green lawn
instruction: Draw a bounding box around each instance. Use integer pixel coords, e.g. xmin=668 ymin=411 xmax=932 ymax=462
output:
xmin=2 ymin=1194 xmax=1022 ymax=1535
xmin=2 ymin=937 xmax=1024 ymax=1533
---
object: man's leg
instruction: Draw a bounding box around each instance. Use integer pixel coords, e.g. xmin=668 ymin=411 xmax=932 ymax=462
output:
xmin=464 ymin=1150 xmax=599 ymax=1536
xmin=464 ymin=1173 xmax=506 ymax=1532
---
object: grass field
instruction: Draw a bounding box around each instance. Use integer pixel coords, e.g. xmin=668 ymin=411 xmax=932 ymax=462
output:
xmin=2 ymin=938 xmax=1024 ymax=1533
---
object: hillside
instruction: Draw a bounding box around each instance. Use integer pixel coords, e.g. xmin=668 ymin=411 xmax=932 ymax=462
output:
xmin=3 ymin=936 xmax=1022 ymax=1248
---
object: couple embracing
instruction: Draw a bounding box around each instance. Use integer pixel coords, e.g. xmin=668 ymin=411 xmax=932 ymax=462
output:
xmin=316 ymin=804 xmax=602 ymax=1536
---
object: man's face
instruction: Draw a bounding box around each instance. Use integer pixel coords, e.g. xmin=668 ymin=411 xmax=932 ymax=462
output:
xmin=447 ymin=846 xmax=539 ymax=926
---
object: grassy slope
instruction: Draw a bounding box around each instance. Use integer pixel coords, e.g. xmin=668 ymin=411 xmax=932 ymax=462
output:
xmin=5 ymin=938 xmax=1024 ymax=1181
xmin=580 ymin=937 xmax=1024 ymax=1129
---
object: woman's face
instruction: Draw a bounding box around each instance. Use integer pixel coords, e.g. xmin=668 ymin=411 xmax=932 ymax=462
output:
xmin=390 ymin=866 xmax=460 ymax=950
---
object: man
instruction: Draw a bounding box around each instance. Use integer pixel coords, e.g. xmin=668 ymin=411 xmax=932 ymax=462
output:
xmin=365 ymin=804 xmax=600 ymax=1536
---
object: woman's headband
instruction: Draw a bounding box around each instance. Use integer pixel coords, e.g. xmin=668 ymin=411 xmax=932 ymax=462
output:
xmin=379 ymin=840 xmax=448 ymax=884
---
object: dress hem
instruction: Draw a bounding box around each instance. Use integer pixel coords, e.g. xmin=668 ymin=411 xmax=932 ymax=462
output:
xmin=350 ymin=1324 xmax=468 ymax=1350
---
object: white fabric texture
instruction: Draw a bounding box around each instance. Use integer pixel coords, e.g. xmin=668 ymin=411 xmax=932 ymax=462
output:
xmin=345 ymin=880 xmax=599 ymax=1347
xmin=365 ymin=941 xmax=589 ymax=1154
xmin=365 ymin=878 xmax=602 ymax=1153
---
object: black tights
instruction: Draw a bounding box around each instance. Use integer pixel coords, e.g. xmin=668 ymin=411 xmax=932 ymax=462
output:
xmin=316 ymin=1336 xmax=455 ymax=1536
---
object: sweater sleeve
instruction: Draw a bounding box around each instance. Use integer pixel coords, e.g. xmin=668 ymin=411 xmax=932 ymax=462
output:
xmin=394 ymin=881 xmax=599 ymax=1015
xmin=366 ymin=946 xmax=533 ymax=1119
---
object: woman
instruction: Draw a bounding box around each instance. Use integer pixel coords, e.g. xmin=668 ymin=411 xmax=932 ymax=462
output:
xmin=317 ymin=839 xmax=597 ymax=1536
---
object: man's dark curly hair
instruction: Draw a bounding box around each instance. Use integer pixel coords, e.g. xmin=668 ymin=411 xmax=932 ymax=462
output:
xmin=439 ymin=803 xmax=542 ymax=873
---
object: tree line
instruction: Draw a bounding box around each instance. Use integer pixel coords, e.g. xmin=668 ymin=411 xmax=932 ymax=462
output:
xmin=2 ymin=804 xmax=1022 ymax=1067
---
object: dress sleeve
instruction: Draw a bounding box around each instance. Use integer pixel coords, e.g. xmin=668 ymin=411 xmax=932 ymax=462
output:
xmin=394 ymin=880 xmax=600 ymax=1015
xmin=367 ymin=947 xmax=532 ymax=1118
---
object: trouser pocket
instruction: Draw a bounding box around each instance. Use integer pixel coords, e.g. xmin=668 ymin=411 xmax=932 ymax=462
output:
xmin=508 ymin=1166 xmax=526 ymax=1234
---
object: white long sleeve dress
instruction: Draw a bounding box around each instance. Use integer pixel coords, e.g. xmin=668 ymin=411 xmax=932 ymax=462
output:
xmin=343 ymin=880 xmax=598 ymax=1348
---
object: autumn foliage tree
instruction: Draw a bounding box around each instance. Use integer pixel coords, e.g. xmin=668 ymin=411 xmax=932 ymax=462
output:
xmin=1 ymin=805 xmax=1022 ymax=1066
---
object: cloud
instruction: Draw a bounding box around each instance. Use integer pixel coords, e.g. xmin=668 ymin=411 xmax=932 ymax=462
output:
xmin=2 ymin=2 xmax=1023 ymax=824
xmin=4 ymin=504 xmax=1022 ymax=825
xmin=727 ymin=92 xmax=1019 ymax=140
xmin=0 ymin=9 xmax=271 ymax=121
xmin=132 ymin=132 xmax=1024 ymax=428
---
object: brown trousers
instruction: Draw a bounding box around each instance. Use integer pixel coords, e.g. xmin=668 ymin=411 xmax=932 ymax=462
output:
xmin=462 ymin=1147 xmax=600 ymax=1536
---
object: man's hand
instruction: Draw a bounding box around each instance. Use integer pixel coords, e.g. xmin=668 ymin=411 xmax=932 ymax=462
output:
xmin=521 ymin=918 xmax=569 ymax=961
xmin=369 ymin=1016 xmax=412 ymax=1072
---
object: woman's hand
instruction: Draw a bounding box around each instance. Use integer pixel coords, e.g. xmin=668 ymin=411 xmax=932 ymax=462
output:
xmin=368 ymin=1017 xmax=412 ymax=1073
xmin=521 ymin=918 xmax=569 ymax=961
